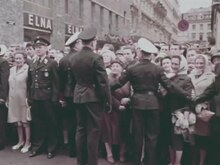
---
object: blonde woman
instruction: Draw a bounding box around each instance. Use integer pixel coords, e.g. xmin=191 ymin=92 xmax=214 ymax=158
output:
xmin=189 ymin=54 xmax=215 ymax=165
xmin=8 ymin=51 xmax=31 ymax=153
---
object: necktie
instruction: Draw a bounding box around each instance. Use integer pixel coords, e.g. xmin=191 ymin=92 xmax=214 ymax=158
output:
xmin=37 ymin=58 xmax=41 ymax=65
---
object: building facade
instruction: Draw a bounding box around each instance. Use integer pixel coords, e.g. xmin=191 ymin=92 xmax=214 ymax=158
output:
xmin=130 ymin=0 xmax=181 ymax=43
xmin=0 ymin=0 xmax=181 ymax=48
xmin=211 ymin=0 xmax=220 ymax=50
xmin=0 ymin=0 xmax=131 ymax=49
xmin=183 ymin=7 xmax=212 ymax=46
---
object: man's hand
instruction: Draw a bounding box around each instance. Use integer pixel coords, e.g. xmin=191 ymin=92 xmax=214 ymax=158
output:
xmin=119 ymin=105 xmax=126 ymax=112
xmin=0 ymin=99 xmax=5 ymax=105
xmin=120 ymin=98 xmax=130 ymax=106
xmin=59 ymin=100 xmax=67 ymax=108
xmin=198 ymin=110 xmax=215 ymax=122
xmin=0 ymin=99 xmax=6 ymax=108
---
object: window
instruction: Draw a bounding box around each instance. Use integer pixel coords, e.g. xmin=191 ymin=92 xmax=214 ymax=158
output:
xmin=207 ymin=32 xmax=212 ymax=38
xmin=109 ymin=11 xmax=112 ymax=32
xmin=65 ymin=0 xmax=68 ymax=13
xmin=208 ymin=24 xmax=211 ymax=30
xmin=79 ymin=0 xmax=84 ymax=19
xmin=91 ymin=2 xmax=95 ymax=22
xmin=199 ymin=33 xmax=203 ymax=41
xmin=192 ymin=24 xmax=196 ymax=30
xmin=123 ymin=11 xmax=126 ymax=24
xmin=116 ymin=15 xmax=119 ymax=31
xmin=200 ymin=24 xmax=203 ymax=30
xmin=192 ymin=33 xmax=196 ymax=40
xmin=100 ymin=7 xmax=104 ymax=27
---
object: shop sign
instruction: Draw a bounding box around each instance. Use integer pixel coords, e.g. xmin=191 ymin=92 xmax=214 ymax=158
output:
xmin=178 ymin=19 xmax=189 ymax=32
xmin=65 ymin=24 xmax=83 ymax=35
xmin=24 ymin=13 xmax=53 ymax=32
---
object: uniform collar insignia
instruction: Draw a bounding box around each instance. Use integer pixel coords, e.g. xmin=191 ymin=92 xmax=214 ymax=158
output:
xmin=33 ymin=58 xmax=37 ymax=63
xmin=44 ymin=58 xmax=48 ymax=64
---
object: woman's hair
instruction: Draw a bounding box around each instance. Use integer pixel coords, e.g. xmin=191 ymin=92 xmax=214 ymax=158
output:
xmin=160 ymin=56 xmax=171 ymax=66
xmin=194 ymin=54 xmax=206 ymax=63
xmin=194 ymin=54 xmax=211 ymax=73
xmin=100 ymin=50 xmax=116 ymax=62
xmin=14 ymin=51 xmax=27 ymax=62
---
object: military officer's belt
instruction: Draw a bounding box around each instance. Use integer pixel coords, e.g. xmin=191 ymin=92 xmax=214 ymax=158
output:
xmin=134 ymin=90 xmax=155 ymax=95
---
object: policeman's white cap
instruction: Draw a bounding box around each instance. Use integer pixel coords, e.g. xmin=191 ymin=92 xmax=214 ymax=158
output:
xmin=138 ymin=38 xmax=158 ymax=54
xmin=65 ymin=32 xmax=81 ymax=46
xmin=0 ymin=45 xmax=7 ymax=56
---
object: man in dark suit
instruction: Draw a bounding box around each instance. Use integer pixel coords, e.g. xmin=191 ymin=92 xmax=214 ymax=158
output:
xmin=111 ymin=38 xmax=191 ymax=165
xmin=0 ymin=45 xmax=9 ymax=150
xmin=69 ymin=27 xmax=111 ymax=165
xmin=28 ymin=37 xmax=59 ymax=159
xmin=59 ymin=32 xmax=82 ymax=157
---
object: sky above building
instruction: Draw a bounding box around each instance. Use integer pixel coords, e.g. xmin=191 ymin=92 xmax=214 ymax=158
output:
xmin=179 ymin=0 xmax=212 ymax=13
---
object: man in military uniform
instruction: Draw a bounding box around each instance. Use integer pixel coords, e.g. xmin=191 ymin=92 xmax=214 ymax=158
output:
xmin=0 ymin=45 xmax=9 ymax=150
xmin=59 ymin=32 xmax=82 ymax=157
xmin=28 ymin=37 xmax=59 ymax=159
xmin=111 ymin=38 xmax=191 ymax=165
xmin=69 ymin=27 xmax=111 ymax=165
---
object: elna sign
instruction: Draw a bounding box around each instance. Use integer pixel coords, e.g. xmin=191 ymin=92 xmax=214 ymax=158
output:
xmin=178 ymin=19 xmax=189 ymax=32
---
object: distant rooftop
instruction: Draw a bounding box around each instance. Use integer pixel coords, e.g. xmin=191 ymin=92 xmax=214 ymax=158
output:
xmin=186 ymin=6 xmax=211 ymax=13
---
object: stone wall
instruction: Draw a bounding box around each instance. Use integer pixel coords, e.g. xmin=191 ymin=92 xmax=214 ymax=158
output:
xmin=0 ymin=0 xmax=23 ymax=46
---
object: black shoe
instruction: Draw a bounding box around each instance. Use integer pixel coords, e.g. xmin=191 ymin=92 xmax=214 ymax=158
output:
xmin=47 ymin=152 xmax=55 ymax=159
xmin=0 ymin=144 xmax=5 ymax=151
xmin=29 ymin=150 xmax=38 ymax=157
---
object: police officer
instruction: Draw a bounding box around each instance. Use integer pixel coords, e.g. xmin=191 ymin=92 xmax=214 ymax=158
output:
xmin=111 ymin=38 xmax=191 ymax=165
xmin=59 ymin=32 xmax=82 ymax=157
xmin=28 ymin=37 xmax=59 ymax=159
xmin=0 ymin=45 xmax=9 ymax=151
xmin=69 ymin=27 xmax=111 ymax=165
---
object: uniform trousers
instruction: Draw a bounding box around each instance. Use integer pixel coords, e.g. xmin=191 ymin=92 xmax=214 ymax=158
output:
xmin=31 ymin=100 xmax=58 ymax=153
xmin=0 ymin=105 xmax=7 ymax=146
xmin=65 ymin=97 xmax=77 ymax=154
xmin=133 ymin=109 xmax=160 ymax=165
xmin=75 ymin=102 xmax=103 ymax=165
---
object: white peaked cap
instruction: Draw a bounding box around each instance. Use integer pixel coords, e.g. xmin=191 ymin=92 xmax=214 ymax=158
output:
xmin=65 ymin=32 xmax=81 ymax=46
xmin=138 ymin=38 xmax=158 ymax=54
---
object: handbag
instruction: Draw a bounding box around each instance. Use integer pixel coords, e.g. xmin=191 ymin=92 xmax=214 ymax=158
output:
xmin=172 ymin=107 xmax=196 ymax=135
xmin=26 ymin=99 xmax=32 ymax=121
xmin=26 ymin=106 xmax=32 ymax=121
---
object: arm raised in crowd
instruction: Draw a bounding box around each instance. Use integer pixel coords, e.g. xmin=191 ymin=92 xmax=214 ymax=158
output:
xmin=111 ymin=69 xmax=130 ymax=91
xmin=195 ymin=81 xmax=217 ymax=104
xmin=159 ymin=70 xmax=192 ymax=100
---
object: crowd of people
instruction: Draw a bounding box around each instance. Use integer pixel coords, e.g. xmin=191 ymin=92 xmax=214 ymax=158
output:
xmin=0 ymin=27 xmax=220 ymax=165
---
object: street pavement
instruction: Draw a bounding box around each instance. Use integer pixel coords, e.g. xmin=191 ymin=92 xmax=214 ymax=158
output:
xmin=0 ymin=146 xmax=132 ymax=165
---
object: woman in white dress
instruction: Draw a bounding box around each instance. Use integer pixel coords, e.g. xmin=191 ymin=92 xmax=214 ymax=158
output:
xmin=8 ymin=51 xmax=31 ymax=153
